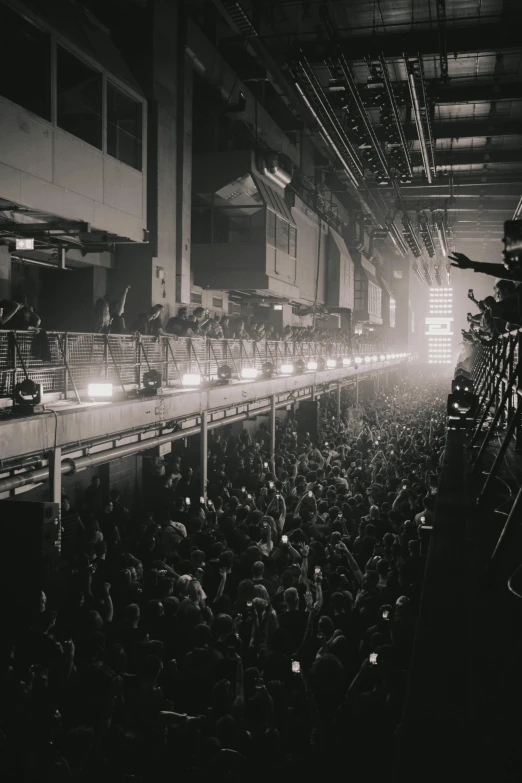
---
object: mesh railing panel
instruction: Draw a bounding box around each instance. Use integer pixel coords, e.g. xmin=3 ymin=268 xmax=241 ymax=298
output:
xmin=0 ymin=330 xmax=399 ymax=399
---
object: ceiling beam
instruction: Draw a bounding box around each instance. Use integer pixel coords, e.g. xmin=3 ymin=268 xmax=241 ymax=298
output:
xmin=427 ymin=148 xmax=522 ymax=166
xmin=376 ymin=119 xmax=522 ymax=142
xmin=295 ymin=23 xmax=522 ymax=63
xmin=433 ymin=81 xmax=522 ymax=104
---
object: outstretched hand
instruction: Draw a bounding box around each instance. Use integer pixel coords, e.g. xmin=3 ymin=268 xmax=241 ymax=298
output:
xmin=448 ymin=252 xmax=474 ymax=269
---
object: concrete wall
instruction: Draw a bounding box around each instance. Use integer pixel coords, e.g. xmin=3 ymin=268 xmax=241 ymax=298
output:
xmin=0 ymin=97 xmax=146 ymax=242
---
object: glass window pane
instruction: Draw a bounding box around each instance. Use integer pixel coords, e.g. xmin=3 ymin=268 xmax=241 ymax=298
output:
xmin=276 ymin=217 xmax=289 ymax=253
xmin=0 ymin=5 xmax=51 ymax=120
xmin=267 ymin=210 xmax=276 ymax=246
xmin=289 ymin=225 xmax=297 ymax=258
xmin=57 ymin=46 xmax=102 ymax=149
xmin=107 ymin=82 xmax=142 ymax=170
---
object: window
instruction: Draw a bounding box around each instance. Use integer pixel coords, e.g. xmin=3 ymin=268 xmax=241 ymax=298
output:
xmin=267 ymin=210 xmax=276 ymax=246
xmin=57 ymin=46 xmax=102 ymax=149
xmin=368 ymin=282 xmax=382 ymax=318
xmin=212 ymin=297 xmax=223 ymax=309
xmin=276 ymin=218 xmax=289 ymax=253
xmin=191 ymin=291 xmax=203 ymax=304
xmin=267 ymin=210 xmax=296 ymax=256
xmin=107 ymin=82 xmax=143 ymax=170
xmin=0 ymin=5 xmax=51 ymax=120
xmin=289 ymin=225 xmax=297 ymax=258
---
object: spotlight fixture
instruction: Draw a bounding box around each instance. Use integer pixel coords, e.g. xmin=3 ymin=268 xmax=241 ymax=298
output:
xmin=380 ymin=354 xmax=386 ymax=361
xmin=280 ymin=363 xmax=294 ymax=375
xmin=241 ymin=367 xmax=259 ymax=380
xmin=371 ymin=355 xmax=378 ymax=362
xmin=342 ymin=357 xmax=352 ymax=366
xmin=182 ymin=373 xmax=202 ymax=388
xmin=307 ymin=360 xmax=318 ymax=371
xmin=354 ymin=356 xmax=363 ymax=364
xmin=326 ymin=359 xmax=337 ymax=368
xmin=13 ymin=378 xmax=42 ymax=412
xmin=217 ymin=365 xmax=232 ymax=384
xmin=364 ymin=356 xmax=371 ymax=363
xmin=88 ymin=382 xmax=113 ymax=399
xmin=262 ymin=362 xmax=275 ymax=378
xmin=141 ymin=369 xmax=162 ymax=396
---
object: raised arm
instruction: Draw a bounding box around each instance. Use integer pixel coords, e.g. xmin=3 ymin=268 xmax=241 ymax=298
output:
xmin=116 ymin=285 xmax=131 ymax=316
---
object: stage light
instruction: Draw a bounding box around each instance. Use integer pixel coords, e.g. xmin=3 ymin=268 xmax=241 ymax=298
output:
xmin=182 ymin=373 xmax=201 ymax=388
xmin=14 ymin=378 xmax=42 ymax=411
xmin=326 ymin=359 xmax=336 ymax=368
xmin=217 ymin=364 xmax=232 ymax=383
xmin=307 ymin=360 xmax=318 ymax=371
xmin=141 ymin=369 xmax=162 ymax=396
xmin=354 ymin=356 xmax=363 ymax=364
xmin=371 ymin=355 xmax=378 ymax=362
xmin=88 ymin=383 xmax=113 ymax=399
xmin=342 ymin=357 xmax=352 ymax=366
xmin=280 ymin=363 xmax=294 ymax=375
xmin=380 ymin=355 xmax=385 ymax=361
xmin=241 ymin=367 xmax=259 ymax=380
xmin=262 ymin=362 xmax=274 ymax=378
xmin=364 ymin=356 xmax=371 ymax=363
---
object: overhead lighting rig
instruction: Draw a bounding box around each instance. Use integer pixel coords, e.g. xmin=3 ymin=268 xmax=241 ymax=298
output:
xmin=418 ymin=211 xmax=436 ymax=257
xmin=385 ymin=216 xmax=409 ymax=256
xmin=318 ymin=5 xmax=391 ymax=188
xmin=365 ymin=55 xmax=413 ymax=184
xmin=402 ymin=215 xmax=422 ymax=258
xmin=289 ymin=52 xmax=363 ymax=188
xmin=404 ymin=55 xmax=437 ymax=183
xmin=434 ymin=210 xmax=449 ymax=257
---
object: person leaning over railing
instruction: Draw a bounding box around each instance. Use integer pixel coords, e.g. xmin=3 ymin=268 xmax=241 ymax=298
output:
xmin=449 ymin=251 xmax=522 ymax=283
xmin=132 ymin=304 xmax=165 ymax=336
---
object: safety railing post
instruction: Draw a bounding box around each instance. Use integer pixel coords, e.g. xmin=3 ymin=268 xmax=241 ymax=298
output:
xmin=63 ymin=333 xmax=69 ymax=398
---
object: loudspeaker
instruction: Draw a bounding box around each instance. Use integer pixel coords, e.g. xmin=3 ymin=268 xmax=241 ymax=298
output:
xmin=296 ymin=400 xmax=320 ymax=441
xmin=0 ymin=501 xmax=60 ymax=625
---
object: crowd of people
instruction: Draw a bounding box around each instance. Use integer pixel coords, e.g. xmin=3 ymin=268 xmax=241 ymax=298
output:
xmin=449 ymin=251 xmax=522 ymax=347
xmin=0 ymin=374 xmax=446 ymax=782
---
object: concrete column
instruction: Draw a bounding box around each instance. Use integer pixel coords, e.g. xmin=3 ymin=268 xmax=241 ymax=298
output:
xmin=176 ymin=49 xmax=193 ymax=305
xmin=270 ymin=394 xmax=276 ymax=463
xmin=112 ymin=1 xmax=192 ymax=324
xmin=0 ymin=245 xmax=11 ymax=301
xmin=49 ymin=447 xmax=62 ymax=547
xmin=49 ymin=446 xmax=62 ymax=506
xmin=336 ymin=381 xmax=341 ymax=419
xmin=201 ymin=409 xmax=208 ymax=499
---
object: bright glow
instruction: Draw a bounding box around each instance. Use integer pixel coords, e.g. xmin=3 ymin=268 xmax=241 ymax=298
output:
xmin=241 ymin=367 xmax=259 ymax=380
xmin=307 ymin=360 xmax=318 ymax=371
xmin=326 ymin=359 xmax=336 ymax=368
xmin=273 ymin=304 xmax=283 ymax=310
xmin=364 ymin=356 xmax=371 ymax=363
xmin=280 ymin=363 xmax=294 ymax=374
xmin=453 ymin=402 xmax=459 ymax=408
xmin=380 ymin=354 xmax=385 ymax=361
xmin=182 ymin=373 xmax=202 ymax=387
xmin=354 ymin=356 xmax=363 ymax=364
xmin=342 ymin=357 xmax=352 ymax=366
xmin=88 ymin=383 xmax=113 ymax=398
xmin=371 ymin=355 xmax=378 ymax=362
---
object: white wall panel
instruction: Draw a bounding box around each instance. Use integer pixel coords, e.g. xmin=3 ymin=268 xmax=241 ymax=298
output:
xmin=0 ymin=161 xmax=22 ymax=203
xmin=53 ymin=132 xmax=104 ymax=202
xmin=93 ymin=200 xmax=145 ymax=242
xmin=20 ymin=172 xmax=95 ymax=223
xmin=0 ymin=99 xmax=52 ymax=182
xmin=103 ymin=157 xmax=143 ymax=219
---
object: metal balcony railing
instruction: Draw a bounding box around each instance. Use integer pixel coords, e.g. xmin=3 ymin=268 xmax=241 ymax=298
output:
xmin=468 ymin=327 xmax=522 ymax=571
xmin=0 ymin=330 xmax=399 ymax=401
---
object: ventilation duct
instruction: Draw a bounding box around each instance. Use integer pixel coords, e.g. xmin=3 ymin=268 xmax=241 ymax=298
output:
xmin=257 ymin=155 xmax=292 ymax=189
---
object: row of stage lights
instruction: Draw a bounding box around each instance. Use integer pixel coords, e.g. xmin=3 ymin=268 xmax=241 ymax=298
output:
xmin=83 ymin=354 xmax=411 ymax=399
xmin=181 ymin=352 xmax=410 ymax=388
